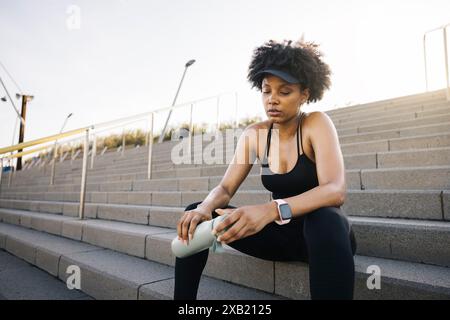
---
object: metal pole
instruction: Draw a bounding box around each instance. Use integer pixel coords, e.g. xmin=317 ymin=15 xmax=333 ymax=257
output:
xmin=216 ymin=96 xmax=220 ymax=133
xmin=147 ymin=113 xmax=154 ymax=180
xmin=50 ymin=142 xmax=58 ymax=185
xmin=90 ymin=134 xmax=97 ymax=169
xmin=424 ymin=34 xmax=428 ymax=92
xmin=79 ymin=128 xmax=90 ymax=220
xmin=0 ymin=158 xmax=3 ymax=195
xmin=121 ymin=128 xmax=125 ymax=157
xmin=8 ymin=159 xmax=13 ymax=187
xmin=443 ymin=27 xmax=450 ymax=101
xmin=16 ymin=95 xmax=30 ymax=170
xmin=234 ymin=92 xmax=239 ymax=128
xmin=145 ymin=124 xmax=149 ymax=147
xmin=189 ymin=103 xmax=193 ymax=157
xmin=159 ymin=61 xmax=196 ymax=144
xmin=159 ymin=67 xmax=188 ymax=143
xmin=71 ymin=142 xmax=74 ymax=166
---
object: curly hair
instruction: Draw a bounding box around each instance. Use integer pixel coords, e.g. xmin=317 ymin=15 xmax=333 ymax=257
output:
xmin=247 ymin=39 xmax=332 ymax=104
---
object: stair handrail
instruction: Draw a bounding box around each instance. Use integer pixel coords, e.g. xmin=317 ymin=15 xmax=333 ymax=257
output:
xmin=424 ymin=23 xmax=450 ymax=100
xmin=0 ymin=127 xmax=92 ymax=219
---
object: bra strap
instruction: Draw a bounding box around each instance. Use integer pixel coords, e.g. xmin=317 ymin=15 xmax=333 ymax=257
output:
xmin=264 ymin=122 xmax=273 ymax=159
xmin=297 ymin=112 xmax=304 ymax=156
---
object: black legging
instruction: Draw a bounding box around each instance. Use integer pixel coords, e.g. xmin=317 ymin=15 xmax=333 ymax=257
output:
xmin=174 ymin=201 xmax=357 ymax=300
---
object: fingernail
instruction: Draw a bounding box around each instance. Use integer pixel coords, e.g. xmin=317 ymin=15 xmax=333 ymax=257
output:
xmin=217 ymin=236 xmax=222 ymax=242
xmin=183 ymin=240 xmax=187 ymax=245
xmin=211 ymin=229 xmax=216 ymax=236
xmin=189 ymin=234 xmax=192 ymax=241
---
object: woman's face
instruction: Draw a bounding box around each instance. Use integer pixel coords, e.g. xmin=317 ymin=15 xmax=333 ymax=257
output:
xmin=261 ymin=74 xmax=309 ymax=123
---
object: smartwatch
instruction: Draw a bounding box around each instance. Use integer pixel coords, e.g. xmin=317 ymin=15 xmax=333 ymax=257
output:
xmin=273 ymin=199 xmax=292 ymax=225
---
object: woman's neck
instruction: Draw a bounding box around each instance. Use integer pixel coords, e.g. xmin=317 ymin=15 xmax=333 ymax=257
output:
xmin=272 ymin=113 xmax=301 ymax=140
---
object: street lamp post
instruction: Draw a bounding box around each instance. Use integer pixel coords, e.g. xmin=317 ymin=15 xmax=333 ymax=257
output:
xmin=158 ymin=59 xmax=196 ymax=143
xmin=16 ymin=94 xmax=34 ymax=170
xmin=60 ymin=113 xmax=73 ymax=134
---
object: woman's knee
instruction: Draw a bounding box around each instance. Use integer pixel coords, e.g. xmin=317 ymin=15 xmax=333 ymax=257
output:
xmin=304 ymin=206 xmax=351 ymax=248
xmin=184 ymin=201 xmax=203 ymax=212
xmin=305 ymin=206 xmax=347 ymax=228
xmin=185 ymin=202 xmax=236 ymax=218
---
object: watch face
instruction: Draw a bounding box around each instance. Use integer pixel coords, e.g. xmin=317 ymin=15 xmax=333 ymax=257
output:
xmin=279 ymin=203 xmax=292 ymax=220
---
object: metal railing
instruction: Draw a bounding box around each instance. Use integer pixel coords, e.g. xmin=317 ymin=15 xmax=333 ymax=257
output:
xmin=424 ymin=23 xmax=450 ymax=100
xmin=0 ymin=127 xmax=91 ymax=219
xmin=0 ymin=91 xmax=239 ymax=219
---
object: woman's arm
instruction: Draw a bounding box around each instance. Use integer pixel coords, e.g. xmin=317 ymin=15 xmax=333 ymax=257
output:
xmin=196 ymin=184 xmax=231 ymax=214
xmin=180 ymin=124 xmax=261 ymax=244
xmin=280 ymin=111 xmax=346 ymax=218
xmin=196 ymin=123 xmax=260 ymax=214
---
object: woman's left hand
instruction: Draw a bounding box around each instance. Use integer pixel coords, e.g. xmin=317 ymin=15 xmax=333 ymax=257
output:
xmin=212 ymin=202 xmax=278 ymax=245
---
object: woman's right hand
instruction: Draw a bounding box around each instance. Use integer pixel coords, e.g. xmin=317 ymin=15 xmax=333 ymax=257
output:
xmin=177 ymin=206 xmax=212 ymax=245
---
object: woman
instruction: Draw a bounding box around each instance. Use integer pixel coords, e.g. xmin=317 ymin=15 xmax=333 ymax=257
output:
xmin=174 ymin=39 xmax=357 ymax=300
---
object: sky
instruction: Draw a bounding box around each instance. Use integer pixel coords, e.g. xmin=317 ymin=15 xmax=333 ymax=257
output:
xmin=0 ymin=0 xmax=449 ymax=150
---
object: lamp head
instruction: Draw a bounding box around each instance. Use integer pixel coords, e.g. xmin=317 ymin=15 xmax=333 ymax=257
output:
xmin=185 ymin=59 xmax=196 ymax=67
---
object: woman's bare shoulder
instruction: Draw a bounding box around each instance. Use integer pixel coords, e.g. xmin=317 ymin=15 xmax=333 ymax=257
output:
xmin=244 ymin=119 xmax=271 ymax=133
xmin=240 ymin=120 xmax=271 ymax=160
xmin=302 ymin=111 xmax=318 ymax=132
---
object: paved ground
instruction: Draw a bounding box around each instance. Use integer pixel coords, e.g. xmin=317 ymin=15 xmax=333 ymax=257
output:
xmin=0 ymin=249 xmax=93 ymax=300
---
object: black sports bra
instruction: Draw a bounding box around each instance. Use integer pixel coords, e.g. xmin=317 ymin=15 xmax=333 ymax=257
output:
xmin=260 ymin=113 xmax=319 ymax=200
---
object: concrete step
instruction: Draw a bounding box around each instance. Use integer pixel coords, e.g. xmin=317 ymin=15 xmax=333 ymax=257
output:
xmin=349 ymin=216 xmax=450 ymax=268
xmin=330 ymin=98 xmax=449 ymax=127
xmin=1 ymin=202 xmax=450 ymax=268
xmin=338 ymin=112 xmax=450 ymax=137
xmin=339 ymin=121 xmax=450 ymax=145
xmin=341 ymin=131 xmax=450 ymax=154
xmin=0 ymin=222 xmax=282 ymax=300
xmin=0 ymin=188 xmax=448 ymax=221
xmin=326 ymin=89 xmax=447 ymax=117
xmin=358 ymin=165 xmax=450 ymax=190
xmin=332 ymin=101 xmax=450 ymax=127
xmin=1 ymin=216 xmax=449 ymax=299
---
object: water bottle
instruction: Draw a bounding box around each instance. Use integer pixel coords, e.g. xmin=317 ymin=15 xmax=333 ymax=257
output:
xmin=171 ymin=213 xmax=234 ymax=258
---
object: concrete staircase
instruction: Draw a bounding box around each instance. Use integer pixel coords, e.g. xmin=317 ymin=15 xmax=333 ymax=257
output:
xmin=1 ymin=88 xmax=449 ymax=300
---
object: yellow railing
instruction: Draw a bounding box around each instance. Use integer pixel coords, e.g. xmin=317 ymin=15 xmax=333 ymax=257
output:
xmin=0 ymin=127 xmax=92 ymax=219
